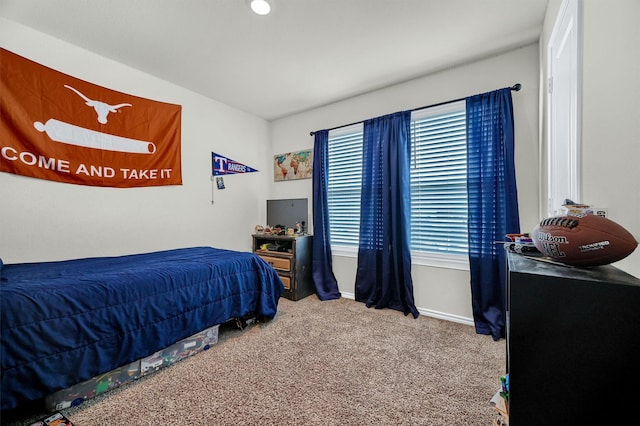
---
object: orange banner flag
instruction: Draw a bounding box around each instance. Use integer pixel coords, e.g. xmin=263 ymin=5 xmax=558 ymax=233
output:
xmin=0 ymin=48 xmax=182 ymax=187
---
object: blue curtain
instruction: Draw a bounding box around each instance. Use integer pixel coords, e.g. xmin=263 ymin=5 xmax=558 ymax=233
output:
xmin=354 ymin=111 xmax=418 ymax=318
xmin=311 ymin=130 xmax=341 ymax=300
xmin=466 ymin=88 xmax=520 ymax=341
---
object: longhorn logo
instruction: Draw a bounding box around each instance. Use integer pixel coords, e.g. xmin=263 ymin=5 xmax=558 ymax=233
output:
xmin=64 ymin=84 xmax=132 ymax=124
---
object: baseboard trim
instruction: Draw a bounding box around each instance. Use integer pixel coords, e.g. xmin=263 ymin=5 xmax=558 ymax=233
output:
xmin=339 ymin=291 xmax=474 ymax=326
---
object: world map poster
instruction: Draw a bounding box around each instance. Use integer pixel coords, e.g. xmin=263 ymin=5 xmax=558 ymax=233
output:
xmin=273 ymin=149 xmax=312 ymax=181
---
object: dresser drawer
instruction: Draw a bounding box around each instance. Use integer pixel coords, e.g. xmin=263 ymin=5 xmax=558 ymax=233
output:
xmin=259 ymin=255 xmax=291 ymax=272
xmin=279 ymin=275 xmax=291 ymax=290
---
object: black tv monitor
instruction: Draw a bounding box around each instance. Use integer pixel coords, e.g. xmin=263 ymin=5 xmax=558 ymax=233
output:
xmin=267 ymin=198 xmax=308 ymax=231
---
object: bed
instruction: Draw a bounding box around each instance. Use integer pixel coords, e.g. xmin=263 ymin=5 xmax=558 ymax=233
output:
xmin=0 ymin=246 xmax=284 ymax=411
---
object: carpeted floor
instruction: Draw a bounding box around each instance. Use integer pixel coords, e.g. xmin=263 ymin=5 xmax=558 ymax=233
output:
xmin=3 ymin=296 xmax=505 ymax=425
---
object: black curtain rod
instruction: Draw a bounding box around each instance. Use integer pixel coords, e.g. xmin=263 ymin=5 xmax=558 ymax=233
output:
xmin=309 ymin=83 xmax=522 ymax=136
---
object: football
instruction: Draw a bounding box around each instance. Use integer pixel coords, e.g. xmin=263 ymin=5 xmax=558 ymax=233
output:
xmin=531 ymin=213 xmax=638 ymax=266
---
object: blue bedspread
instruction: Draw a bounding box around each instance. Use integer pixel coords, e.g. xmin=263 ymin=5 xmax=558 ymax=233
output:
xmin=0 ymin=247 xmax=284 ymax=410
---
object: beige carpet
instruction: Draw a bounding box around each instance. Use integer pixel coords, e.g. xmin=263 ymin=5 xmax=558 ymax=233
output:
xmin=4 ymin=296 xmax=505 ymax=425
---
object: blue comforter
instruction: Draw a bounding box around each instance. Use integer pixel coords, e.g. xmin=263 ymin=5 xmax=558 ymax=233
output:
xmin=0 ymin=247 xmax=284 ymax=410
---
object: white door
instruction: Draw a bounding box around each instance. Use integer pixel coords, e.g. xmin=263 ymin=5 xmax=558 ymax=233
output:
xmin=548 ymin=0 xmax=581 ymax=216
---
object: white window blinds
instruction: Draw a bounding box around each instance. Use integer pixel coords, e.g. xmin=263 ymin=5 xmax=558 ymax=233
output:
xmin=410 ymin=102 xmax=468 ymax=255
xmin=327 ymin=101 xmax=468 ymax=260
xmin=327 ymin=124 xmax=363 ymax=247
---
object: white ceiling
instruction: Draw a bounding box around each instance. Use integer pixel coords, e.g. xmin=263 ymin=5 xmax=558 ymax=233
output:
xmin=0 ymin=0 xmax=549 ymax=121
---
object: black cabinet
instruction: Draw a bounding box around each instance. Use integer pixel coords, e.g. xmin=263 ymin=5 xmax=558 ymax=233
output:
xmin=506 ymin=253 xmax=640 ymax=424
xmin=252 ymin=234 xmax=314 ymax=301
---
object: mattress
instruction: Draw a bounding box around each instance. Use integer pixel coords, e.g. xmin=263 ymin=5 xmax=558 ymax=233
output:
xmin=0 ymin=246 xmax=284 ymax=410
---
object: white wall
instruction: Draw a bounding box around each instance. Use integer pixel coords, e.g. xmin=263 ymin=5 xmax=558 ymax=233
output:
xmin=271 ymin=44 xmax=541 ymax=322
xmin=0 ymin=18 xmax=272 ymax=263
xmin=540 ymin=0 xmax=640 ymax=277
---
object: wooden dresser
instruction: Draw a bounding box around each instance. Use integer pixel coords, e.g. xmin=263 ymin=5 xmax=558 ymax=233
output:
xmin=252 ymin=234 xmax=314 ymax=301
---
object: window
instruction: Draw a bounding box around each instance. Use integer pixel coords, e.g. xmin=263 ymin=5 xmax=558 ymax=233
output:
xmin=410 ymin=102 xmax=468 ymax=256
xmin=327 ymin=124 xmax=363 ymax=247
xmin=327 ymin=101 xmax=469 ymax=269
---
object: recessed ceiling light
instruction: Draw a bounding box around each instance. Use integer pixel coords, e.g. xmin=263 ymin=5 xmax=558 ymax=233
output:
xmin=251 ymin=0 xmax=271 ymax=15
